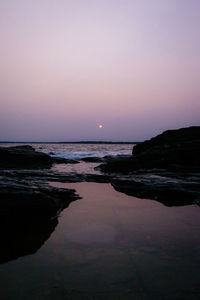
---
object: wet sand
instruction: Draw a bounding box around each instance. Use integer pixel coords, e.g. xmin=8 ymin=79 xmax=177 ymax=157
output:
xmin=0 ymin=182 xmax=199 ymax=299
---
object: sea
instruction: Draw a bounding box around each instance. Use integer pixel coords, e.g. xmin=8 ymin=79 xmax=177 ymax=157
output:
xmin=0 ymin=143 xmax=134 ymax=160
xmin=0 ymin=143 xmax=134 ymax=174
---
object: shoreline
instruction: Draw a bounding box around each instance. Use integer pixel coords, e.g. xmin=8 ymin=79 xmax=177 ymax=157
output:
xmin=0 ymin=127 xmax=200 ymax=299
xmin=0 ymin=126 xmax=199 ymax=214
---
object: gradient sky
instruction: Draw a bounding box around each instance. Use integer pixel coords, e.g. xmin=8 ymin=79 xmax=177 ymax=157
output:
xmin=0 ymin=0 xmax=199 ymax=141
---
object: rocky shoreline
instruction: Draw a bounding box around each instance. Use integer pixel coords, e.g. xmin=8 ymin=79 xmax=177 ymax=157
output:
xmin=0 ymin=126 xmax=199 ymax=219
xmin=96 ymin=127 xmax=200 ymax=205
xmin=0 ymin=145 xmax=81 ymax=219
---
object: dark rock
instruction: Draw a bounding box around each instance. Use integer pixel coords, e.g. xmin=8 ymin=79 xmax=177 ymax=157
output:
xmin=98 ymin=127 xmax=200 ymax=174
xmin=0 ymin=169 xmax=111 ymax=184
xmin=1 ymin=165 xmax=199 ymax=207
xmin=0 ymin=176 xmax=80 ymax=218
xmin=96 ymin=155 xmax=133 ymax=173
xmin=111 ymin=175 xmax=200 ymax=206
xmin=0 ymin=216 xmax=58 ymax=264
xmin=0 ymin=146 xmax=81 ymax=236
xmin=131 ymin=126 xmax=200 ymax=171
xmin=52 ymin=157 xmax=80 ymax=164
xmin=133 ymin=126 xmax=200 ymax=156
xmin=0 ymin=145 xmax=53 ymax=169
xmin=81 ymin=157 xmax=103 ymax=163
xmin=97 ymin=127 xmax=200 ymax=205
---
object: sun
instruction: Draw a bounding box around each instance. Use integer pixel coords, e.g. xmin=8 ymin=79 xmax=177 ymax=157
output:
xmin=98 ymin=124 xmax=103 ymax=129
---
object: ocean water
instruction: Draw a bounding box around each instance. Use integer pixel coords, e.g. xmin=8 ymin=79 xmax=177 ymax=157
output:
xmin=0 ymin=143 xmax=134 ymax=160
xmin=0 ymin=143 xmax=134 ymax=174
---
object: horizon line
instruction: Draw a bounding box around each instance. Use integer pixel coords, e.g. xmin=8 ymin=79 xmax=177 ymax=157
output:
xmin=0 ymin=140 xmax=140 ymax=144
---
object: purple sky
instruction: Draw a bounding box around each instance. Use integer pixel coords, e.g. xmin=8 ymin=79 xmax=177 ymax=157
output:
xmin=0 ymin=0 xmax=199 ymax=141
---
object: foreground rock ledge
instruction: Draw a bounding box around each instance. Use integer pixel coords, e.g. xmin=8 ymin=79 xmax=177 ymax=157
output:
xmin=0 ymin=216 xmax=58 ymax=264
xmin=0 ymin=177 xmax=80 ymax=218
xmin=0 ymin=145 xmax=82 ymax=262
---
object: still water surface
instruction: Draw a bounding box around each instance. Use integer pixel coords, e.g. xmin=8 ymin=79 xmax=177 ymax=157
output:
xmin=0 ymin=183 xmax=200 ymax=299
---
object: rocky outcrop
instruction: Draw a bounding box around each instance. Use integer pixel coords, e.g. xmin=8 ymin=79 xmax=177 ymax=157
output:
xmin=0 ymin=216 xmax=58 ymax=264
xmin=52 ymin=157 xmax=79 ymax=164
xmin=0 ymin=146 xmax=101 ymax=264
xmin=132 ymin=126 xmax=200 ymax=170
xmin=98 ymin=127 xmax=200 ymax=173
xmin=97 ymin=127 xmax=200 ymax=205
xmin=81 ymin=157 xmax=103 ymax=162
xmin=0 ymin=145 xmax=80 ymax=168
xmin=0 ymin=146 xmax=81 ymax=218
xmin=2 ymin=167 xmax=198 ymax=206
xmin=0 ymin=145 xmax=52 ymax=168
xmin=0 ymin=175 xmax=80 ymax=218
xmin=111 ymin=173 xmax=200 ymax=206
xmin=0 ymin=165 xmax=81 ymax=263
xmin=0 ymin=169 xmax=111 ymax=184
xmin=1 ymin=127 xmax=200 ymax=209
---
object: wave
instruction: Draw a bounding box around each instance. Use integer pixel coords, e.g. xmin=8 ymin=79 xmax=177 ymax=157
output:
xmin=50 ymin=150 xmax=131 ymax=160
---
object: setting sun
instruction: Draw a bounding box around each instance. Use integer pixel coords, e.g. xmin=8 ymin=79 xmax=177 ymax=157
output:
xmin=98 ymin=125 xmax=103 ymax=129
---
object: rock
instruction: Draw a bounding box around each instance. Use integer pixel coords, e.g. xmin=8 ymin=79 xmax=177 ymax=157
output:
xmin=111 ymin=174 xmax=200 ymax=206
xmin=0 ymin=169 xmax=111 ymax=184
xmin=96 ymin=155 xmax=133 ymax=173
xmin=0 ymin=145 xmax=53 ymax=168
xmin=1 ymin=128 xmax=199 ymax=209
xmin=0 ymin=145 xmax=79 ymax=168
xmin=81 ymin=157 xmax=103 ymax=163
xmin=98 ymin=127 xmax=200 ymax=174
xmin=0 ymin=145 xmax=82 ymax=223
xmin=52 ymin=157 xmax=80 ymax=164
xmin=0 ymin=166 xmax=81 ymax=263
xmin=0 ymin=175 xmax=80 ymax=218
xmin=0 ymin=216 xmax=58 ymax=264
xmin=131 ymin=126 xmax=200 ymax=171
xmin=97 ymin=127 xmax=200 ymax=205
xmin=133 ymin=126 xmax=200 ymax=155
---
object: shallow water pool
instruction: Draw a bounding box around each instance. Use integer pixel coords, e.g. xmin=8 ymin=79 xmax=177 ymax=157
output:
xmin=0 ymin=182 xmax=199 ymax=299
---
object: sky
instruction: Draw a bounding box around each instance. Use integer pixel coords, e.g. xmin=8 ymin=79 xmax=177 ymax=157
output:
xmin=0 ymin=0 xmax=199 ymax=141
